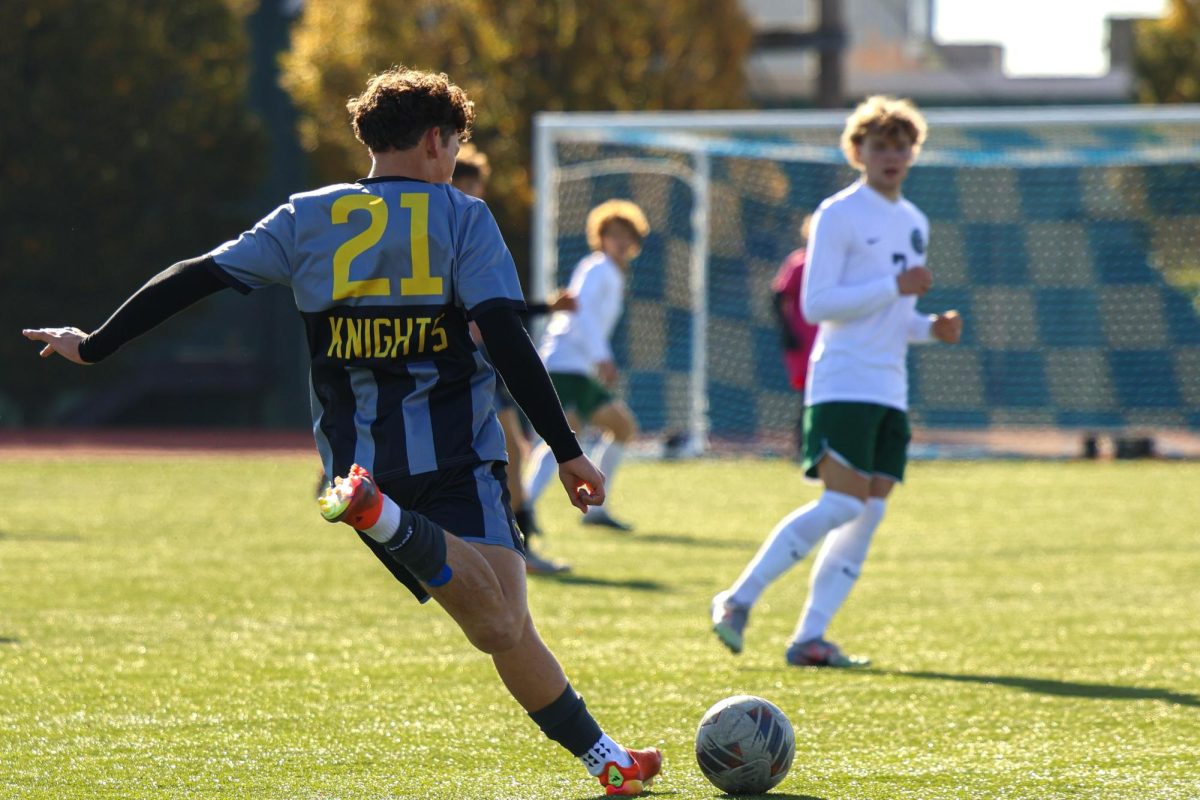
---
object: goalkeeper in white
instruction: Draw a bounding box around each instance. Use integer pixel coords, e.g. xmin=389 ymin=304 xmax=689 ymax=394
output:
xmin=711 ymin=96 xmax=963 ymax=667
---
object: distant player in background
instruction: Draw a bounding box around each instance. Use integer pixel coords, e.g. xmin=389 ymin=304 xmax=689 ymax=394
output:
xmin=23 ymin=67 xmax=661 ymax=796
xmin=711 ymin=95 xmax=963 ymax=667
xmin=520 ymin=200 xmax=649 ymax=534
xmin=453 ymin=144 xmax=577 ymax=575
xmin=771 ymin=213 xmax=819 ymax=457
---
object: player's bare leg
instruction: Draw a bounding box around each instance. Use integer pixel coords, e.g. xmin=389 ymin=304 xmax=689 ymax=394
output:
xmin=423 ymin=535 xmax=661 ymax=795
xmin=816 ymin=454 xmax=870 ymax=501
xmin=473 ymin=553 xmax=660 ymax=797
xmin=499 ymin=408 xmax=528 ymax=510
xmin=460 ymin=542 xmax=568 ymax=708
xmin=319 ymin=465 xmax=658 ymax=794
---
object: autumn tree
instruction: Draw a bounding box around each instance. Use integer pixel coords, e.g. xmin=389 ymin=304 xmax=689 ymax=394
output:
xmin=0 ymin=0 xmax=264 ymax=421
xmin=282 ymin=0 xmax=753 ymax=276
xmin=1135 ymin=0 xmax=1200 ymax=102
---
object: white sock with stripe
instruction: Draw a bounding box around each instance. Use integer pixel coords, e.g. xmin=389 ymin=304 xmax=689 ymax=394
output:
xmin=727 ymin=491 xmax=865 ymax=608
xmin=584 ymin=440 xmax=624 ymax=519
xmin=580 ymin=733 xmax=634 ymax=776
xmin=795 ymin=497 xmax=886 ymax=642
xmin=523 ymin=441 xmax=559 ymax=508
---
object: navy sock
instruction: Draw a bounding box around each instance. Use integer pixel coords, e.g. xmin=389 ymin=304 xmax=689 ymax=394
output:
xmin=383 ymin=508 xmax=451 ymax=586
xmin=528 ymin=684 xmax=603 ymax=758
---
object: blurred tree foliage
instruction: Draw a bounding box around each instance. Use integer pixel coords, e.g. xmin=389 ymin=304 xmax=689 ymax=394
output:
xmin=0 ymin=0 xmax=264 ymax=422
xmin=282 ymin=0 xmax=752 ymax=279
xmin=1135 ymin=0 xmax=1200 ymax=102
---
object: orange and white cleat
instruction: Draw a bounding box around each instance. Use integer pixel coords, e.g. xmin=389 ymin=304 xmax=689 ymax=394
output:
xmin=317 ymin=464 xmax=383 ymax=529
xmin=598 ymin=747 xmax=663 ymax=796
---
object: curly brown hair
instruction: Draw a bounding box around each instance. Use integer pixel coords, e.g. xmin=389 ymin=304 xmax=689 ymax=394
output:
xmin=840 ymin=95 xmax=927 ymax=170
xmin=347 ymin=66 xmax=475 ymax=153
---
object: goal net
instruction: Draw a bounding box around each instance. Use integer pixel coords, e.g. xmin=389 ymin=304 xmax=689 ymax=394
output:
xmin=532 ymin=106 xmax=1200 ymax=457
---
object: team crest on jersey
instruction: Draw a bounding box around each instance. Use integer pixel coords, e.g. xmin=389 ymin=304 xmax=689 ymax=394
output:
xmin=911 ymin=228 xmax=926 ymax=255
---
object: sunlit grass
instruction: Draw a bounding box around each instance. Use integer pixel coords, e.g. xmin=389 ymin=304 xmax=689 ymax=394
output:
xmin=1 ymin=455 xmax=1197 ymax=799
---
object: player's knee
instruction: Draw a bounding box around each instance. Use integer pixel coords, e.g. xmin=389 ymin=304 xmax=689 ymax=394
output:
xmin=819 ymin=490 xmax=866 ymax=529
xmin=614 ymin=413 xmax=637 ymax=442
xmin=466 ymin=616 xmax=524 ymax=654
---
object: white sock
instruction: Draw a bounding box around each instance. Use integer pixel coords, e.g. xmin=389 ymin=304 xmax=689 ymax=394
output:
xmin=585 ymin=440 xmax=624 ymax=519
xmin=580 ymin=733 xmax=633 ymax=776
xmin=795 ymin=497 xmax=886 ymax=643
xmin=595 ymin=439 xmax=624 ymax=481
xmin=523 ymin=441 xmax=559 ymax=508
xmin=361 ymin=494 xmax=402 ymax=543
xmin=727 ymin=491 xmax=865 ymax=608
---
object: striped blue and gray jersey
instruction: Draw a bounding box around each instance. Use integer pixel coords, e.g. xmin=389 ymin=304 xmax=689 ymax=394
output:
xmin=207 ymin=177 xmax=525 ymax=481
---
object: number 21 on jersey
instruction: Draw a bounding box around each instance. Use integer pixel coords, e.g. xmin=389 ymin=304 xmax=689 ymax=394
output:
xmin=330 ymin=193 xmax=443 ymax=300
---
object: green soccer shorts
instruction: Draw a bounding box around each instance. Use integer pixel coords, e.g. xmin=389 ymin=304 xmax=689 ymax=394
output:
xmin=801 ymin=401 xmax=911 ymax=482
xmin=549 ymin=372 xmax=614 ymax=421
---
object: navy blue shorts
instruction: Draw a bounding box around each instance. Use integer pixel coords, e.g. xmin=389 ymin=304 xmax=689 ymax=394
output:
xmin=359 ymin=461 xmax=524 ymax=603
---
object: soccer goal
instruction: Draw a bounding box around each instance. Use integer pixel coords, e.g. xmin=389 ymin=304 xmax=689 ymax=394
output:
xmin=532 ymin=105 xmax=1200 ymax=458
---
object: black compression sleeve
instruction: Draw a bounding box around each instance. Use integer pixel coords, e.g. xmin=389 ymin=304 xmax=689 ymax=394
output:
xmin=77 ymin=255 xmax=230 ymax=364
xmin=515 ymin=303 xmax=551 ymax=330
xmin=474 ymin=306 xmax=583 ymax=464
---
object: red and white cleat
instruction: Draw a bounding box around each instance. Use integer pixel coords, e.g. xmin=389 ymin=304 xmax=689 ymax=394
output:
xmin=317 ymin=464 xmax=383 ymax=529
xmin=598 ymin=747 xmax=663 ymax=796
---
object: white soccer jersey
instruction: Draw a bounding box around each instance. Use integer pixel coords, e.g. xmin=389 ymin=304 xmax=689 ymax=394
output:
xmin=802 ymin=180 xmax=936 ymax=411
xmin=540 ymin=251 xmax=625 ymax=375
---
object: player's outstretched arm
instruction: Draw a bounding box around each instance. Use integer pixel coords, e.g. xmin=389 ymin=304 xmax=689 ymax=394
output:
xmin=21 ymin=255 xmax=231 ymax=366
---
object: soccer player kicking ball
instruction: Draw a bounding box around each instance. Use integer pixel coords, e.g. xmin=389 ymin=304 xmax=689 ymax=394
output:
xmin=710 ymin=95 xmax=963 ymax=668
xmin=23 ymin=67 xmax=660 ymax=796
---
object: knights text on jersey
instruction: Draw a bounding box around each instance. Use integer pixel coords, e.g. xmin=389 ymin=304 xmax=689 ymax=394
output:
xmin=206 ymin=177 xmax=525 ymax=481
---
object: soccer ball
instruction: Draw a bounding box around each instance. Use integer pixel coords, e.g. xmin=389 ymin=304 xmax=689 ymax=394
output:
xmin=695 ymin=695 xmax=795 ymax=795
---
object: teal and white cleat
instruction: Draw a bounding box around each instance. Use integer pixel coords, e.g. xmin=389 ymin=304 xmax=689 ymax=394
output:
xmin=710 ymin=591 xmax=750 ymax=655
xmin=785 ymin=637 xmax=870 ymax=668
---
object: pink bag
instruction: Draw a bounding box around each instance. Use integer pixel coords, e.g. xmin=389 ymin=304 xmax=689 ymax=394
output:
xmin=772 ymin=249 xmax=818 ymax=391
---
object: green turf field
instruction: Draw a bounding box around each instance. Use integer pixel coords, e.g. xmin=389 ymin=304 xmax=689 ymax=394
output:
xmin=1 ymin=455 xmax=1197 ymax=799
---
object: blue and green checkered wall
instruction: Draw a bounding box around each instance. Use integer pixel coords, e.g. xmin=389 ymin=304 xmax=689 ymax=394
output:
xmin=550 ymin=136 xmax=1200 ymax=439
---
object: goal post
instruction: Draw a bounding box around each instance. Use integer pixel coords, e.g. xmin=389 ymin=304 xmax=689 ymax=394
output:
xmin=533 ymin=105 xmax=1200 ymax=457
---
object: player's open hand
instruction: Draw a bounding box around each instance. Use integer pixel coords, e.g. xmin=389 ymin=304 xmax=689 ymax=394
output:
xmin=896 ymin=266 xmax=933 ymax=296
xmin=932 ymin=310 xmax=962 ymax=344
xmin=22 ymin=327 xmax=90 ymax=365
xmin=558 ymin=454 xmax=606 ymax=513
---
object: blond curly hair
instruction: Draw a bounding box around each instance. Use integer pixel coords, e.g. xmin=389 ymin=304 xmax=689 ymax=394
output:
xmin=840 ymin=95 xmax=927 ymax=170
xmin=586 ymin=200 xmax=650 ymax=252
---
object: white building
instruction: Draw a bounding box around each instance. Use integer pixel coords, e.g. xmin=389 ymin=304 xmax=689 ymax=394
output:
xmin=741 ymin=0 xmax=1143 ymax=104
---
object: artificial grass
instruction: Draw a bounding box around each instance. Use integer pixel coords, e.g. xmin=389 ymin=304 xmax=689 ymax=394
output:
xmin=1 ymin=456 xmax=1197 ymax=799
